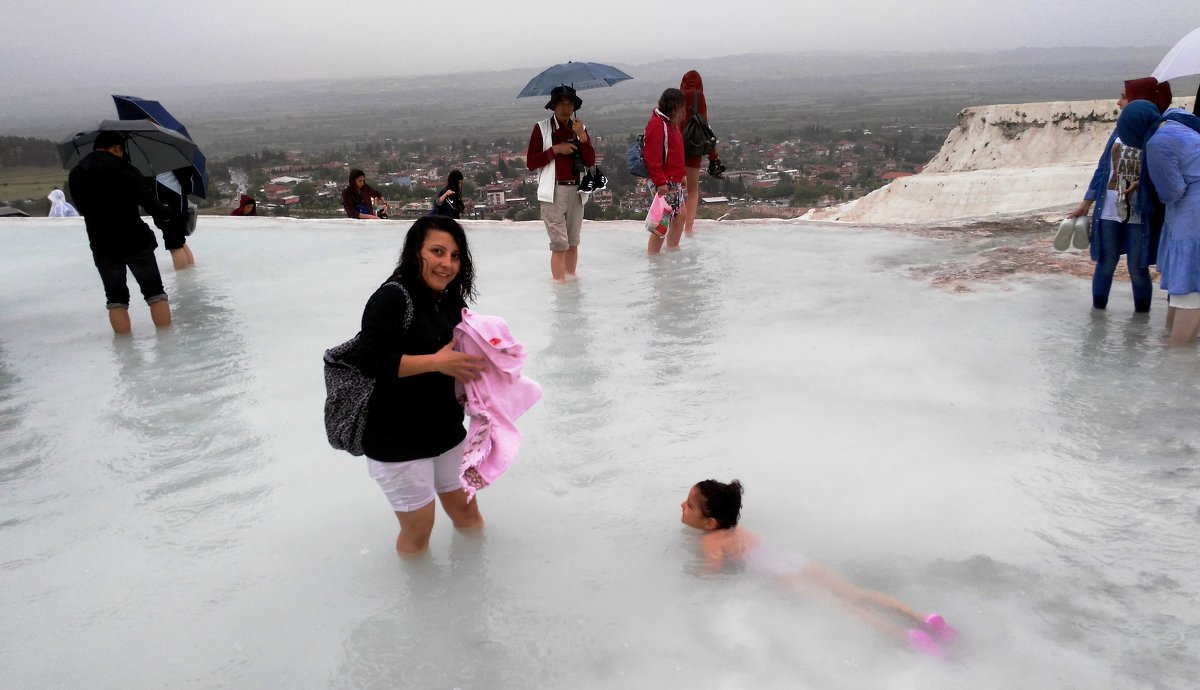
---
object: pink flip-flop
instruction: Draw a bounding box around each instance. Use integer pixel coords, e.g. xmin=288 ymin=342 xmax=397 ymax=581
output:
xmin=907 ymin=629 xmax=946 ymax=659
xmin=924 ymin=613 xmax=958 ymax=644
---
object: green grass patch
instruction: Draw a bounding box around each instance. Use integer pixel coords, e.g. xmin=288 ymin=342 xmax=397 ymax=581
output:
xmin=0 ymin=166 xmax=68 ymax=204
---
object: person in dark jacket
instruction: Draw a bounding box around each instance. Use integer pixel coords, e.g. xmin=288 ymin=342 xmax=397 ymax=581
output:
xmin=342 ymin=169 xmax=387 ymax=219
xmin=432 ymin=170 xmax=465 ymax=218
xmin=354 ymin=215 xmax=487 ymax=554
xmin=153 ymin=167 xmax=196 ymax=270
xmin=68 ymin=131 xmax=177 ymax=335
xmin=230 ymin=193 xmax=257 ymax=216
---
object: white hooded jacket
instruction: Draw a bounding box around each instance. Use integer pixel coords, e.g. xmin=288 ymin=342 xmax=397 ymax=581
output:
xmin=47 ymin=189 xmax=79 ymax=217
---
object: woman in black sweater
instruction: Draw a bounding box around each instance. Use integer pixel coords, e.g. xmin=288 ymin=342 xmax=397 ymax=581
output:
xmin=433 ymin=169 xmax=465 ymax=218
xmin=355 ymin=216 xmax=486 ymax=554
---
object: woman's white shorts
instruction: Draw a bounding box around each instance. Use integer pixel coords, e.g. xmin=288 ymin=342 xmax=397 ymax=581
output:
xmin=1167 ymin=292 xmax=1200 ymax=309
xmin=367 ymin=439 xmax=465 ymax=512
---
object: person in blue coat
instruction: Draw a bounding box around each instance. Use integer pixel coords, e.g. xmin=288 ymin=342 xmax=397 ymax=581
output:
xmin=1117 ymin=100 xmax=1200 ymax=346
xmin=1066 ymin=78 xmax=1172 ymax=312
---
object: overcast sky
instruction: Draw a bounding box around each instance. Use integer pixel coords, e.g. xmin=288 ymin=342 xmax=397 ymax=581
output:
xmin=4 ymin=0 xmax=1199 ymax=95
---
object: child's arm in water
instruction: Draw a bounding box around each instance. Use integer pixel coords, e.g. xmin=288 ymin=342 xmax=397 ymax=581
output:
xmin=797 ymin=562 xmax=927 ymax=638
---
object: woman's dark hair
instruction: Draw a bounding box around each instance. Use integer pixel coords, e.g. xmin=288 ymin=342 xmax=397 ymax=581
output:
xmin=392 ymin=216 xmax=476 ymax=302
xmin=658 ymin=88 xmax=685 ymax=117
xmin=347 ymin=168 xmax=366 ymax=187
xmin=447 ymin=169 xmax=464 ymax=194
xmin=695 ymin=479 xmax=743 ymax=529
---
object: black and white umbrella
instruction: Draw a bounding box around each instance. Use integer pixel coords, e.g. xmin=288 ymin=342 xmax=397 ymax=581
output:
xmin=58 ymin=119 xmax=199 ymax=175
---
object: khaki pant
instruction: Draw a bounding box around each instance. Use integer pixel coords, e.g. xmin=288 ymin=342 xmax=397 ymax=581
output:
xmin=541 ymin=184 xmax=584 ymax=251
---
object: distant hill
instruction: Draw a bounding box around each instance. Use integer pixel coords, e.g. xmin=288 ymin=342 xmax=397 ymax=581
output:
xmin=809 ymin=96 xmax=1195 ymax=223
xmin=2 ymin=48 xmax=1193 ymax=158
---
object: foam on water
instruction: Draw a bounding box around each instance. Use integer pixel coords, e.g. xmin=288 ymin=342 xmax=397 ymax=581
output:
xmin=1 ymin=217 xmax=1198 ymax=689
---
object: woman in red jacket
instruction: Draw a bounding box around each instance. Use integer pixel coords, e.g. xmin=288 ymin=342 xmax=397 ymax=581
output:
xmin=644 ymin=88 xmax=687 ymax=254
xmin=680 ymin=70 xmax=723 ymax=238
xmin=229 ymin=194 xmax=257 ymax=216
xmin=342 ymin=169 xmax=388 ymax=220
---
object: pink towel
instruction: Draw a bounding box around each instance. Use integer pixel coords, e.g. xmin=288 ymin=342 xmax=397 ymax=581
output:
xmin=454 ymin=309 xmax=542 ymax=500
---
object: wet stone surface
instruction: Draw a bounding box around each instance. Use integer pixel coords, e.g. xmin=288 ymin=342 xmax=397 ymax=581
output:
xmin=880 ymin=216 xmax=1144 ymax=292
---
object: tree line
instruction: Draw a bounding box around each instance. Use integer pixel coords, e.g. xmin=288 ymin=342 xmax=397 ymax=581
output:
xmin=0 ymin=136 xmax=60 ymax=169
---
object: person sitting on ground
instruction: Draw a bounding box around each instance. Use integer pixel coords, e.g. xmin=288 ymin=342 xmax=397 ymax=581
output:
xmin=230 ymin=194 xmax=258 ymax=216
xmin=433 ymin=170 xmax=466 ymax=219
xmin=1066 ymin=77 xmax=1172 ymax=313
xmin=681 ymin=479 xmax=957 ymax=657
xmin=67 ymin=131 xmax=177 ymax=335
xmin=47 ymin=188 xmax=79 ymax=217
xmin=342 ymin=169 xmax=388 ymax=220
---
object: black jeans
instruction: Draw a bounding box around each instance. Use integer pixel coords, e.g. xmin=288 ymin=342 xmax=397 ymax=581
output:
xmin=155 ymin=182 xmax=190 ymax=250
xmin=92 ymin=247 xmax=167 ymax=309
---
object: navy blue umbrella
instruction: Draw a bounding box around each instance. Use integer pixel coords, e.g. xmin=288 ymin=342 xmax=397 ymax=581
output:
xmin=516 ymin=61 xmax=633 ymax=99
xmin=113 ymin=95 xmax=209 ymax=198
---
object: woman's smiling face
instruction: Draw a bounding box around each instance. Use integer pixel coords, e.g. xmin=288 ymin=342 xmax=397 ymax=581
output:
xmin=419 ymin=229 xmax=460 ymax=292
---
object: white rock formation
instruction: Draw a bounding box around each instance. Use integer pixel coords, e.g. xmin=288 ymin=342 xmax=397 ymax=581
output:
xmin=807 ymin=98 xmax=1194 ymax=224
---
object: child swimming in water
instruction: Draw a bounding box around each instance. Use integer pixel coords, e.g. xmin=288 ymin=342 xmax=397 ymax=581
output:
xmin=681 ymin=479 xmax=956 ymax=657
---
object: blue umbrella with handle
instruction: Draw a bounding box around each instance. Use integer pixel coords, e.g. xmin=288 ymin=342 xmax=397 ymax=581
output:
xmin=112 ymin=95 xmax=209 ymax=197
xmin=516 ymin=61 xmax=633 ymax=99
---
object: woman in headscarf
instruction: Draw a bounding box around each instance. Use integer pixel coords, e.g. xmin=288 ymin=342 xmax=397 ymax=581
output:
xmin=47 ymin=188 xmax=79 ymax=217
xmin=1065 ymin=78 xmax=1172 ymax=313
xmin=1116 ymin=99 xmax=1200 ymax=346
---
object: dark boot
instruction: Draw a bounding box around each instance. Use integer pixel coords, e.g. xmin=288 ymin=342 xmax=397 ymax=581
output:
xmin=1093 ymin=295 xmax=1108 ymax=310
xmin=1134 ymin=298 xmax=1151 ymax=313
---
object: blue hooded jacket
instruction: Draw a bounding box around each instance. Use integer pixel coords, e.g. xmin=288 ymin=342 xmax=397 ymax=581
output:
xmin=1117 ymin=100 xmax=1200 ymax=293
xmin=1082 ymin=129 xmax=1156 ymax=266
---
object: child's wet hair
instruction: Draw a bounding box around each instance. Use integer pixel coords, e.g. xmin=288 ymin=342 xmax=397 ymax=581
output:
xmin=695 ymin=479 xmax=743 ymax=529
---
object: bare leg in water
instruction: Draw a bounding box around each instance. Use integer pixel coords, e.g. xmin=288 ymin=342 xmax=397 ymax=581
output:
xmin=1167 ymin=307 xmax=1200 ymax=347
xmin=784 ymin=563 xmax=927 ymax=640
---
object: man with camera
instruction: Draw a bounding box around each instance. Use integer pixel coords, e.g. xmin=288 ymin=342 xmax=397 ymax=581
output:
xmin=525 ymin=85 xmax=595 ymax=282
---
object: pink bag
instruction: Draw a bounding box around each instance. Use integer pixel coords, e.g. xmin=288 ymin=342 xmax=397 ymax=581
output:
xmin=644 ymin=194 xmax=672 ymax=237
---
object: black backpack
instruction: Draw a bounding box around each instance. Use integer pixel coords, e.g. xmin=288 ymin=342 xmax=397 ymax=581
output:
xmin=682 ymin=92 xmax=717 ymax=158
xmin=323 ymin=282 xmax=412 ymax=456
